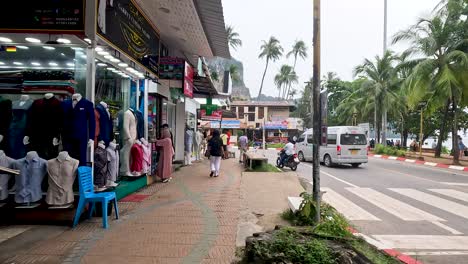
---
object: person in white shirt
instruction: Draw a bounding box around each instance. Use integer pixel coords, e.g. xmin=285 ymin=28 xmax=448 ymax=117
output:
xmin=278 ymin=138 xmax=295 ymax=167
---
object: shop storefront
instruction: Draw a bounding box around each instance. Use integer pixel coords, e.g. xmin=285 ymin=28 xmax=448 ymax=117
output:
xmin=0 ymin=0 xmax=162 ymax=222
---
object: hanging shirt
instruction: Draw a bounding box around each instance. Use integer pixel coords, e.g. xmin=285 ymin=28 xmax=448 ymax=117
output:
xmin=220 ymin=134 xmax=228 ymax=146
xmin=94 ymin=147 xmax=108 ymax=187
xmin=46 ymin=157 xmax=79 ymax=205
xmin=142 ymin=142 xmax=151 ymax=174
xmin=106 ymin=145 xmax=119 ymax=182
xmin=130 ymin=143 xmax=144 ymax=173
xmin=12 ymin=156 xmax=48 ymax=203
xmin=0 ymin=152 xmax=14 ymax=200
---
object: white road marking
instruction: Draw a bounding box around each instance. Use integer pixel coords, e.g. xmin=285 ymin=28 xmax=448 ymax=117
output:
xmin=390 ymin=188 xmax=468 ymax=220
xmin=372 ymin=235 xmax=468 ymax=250
xmin=374 ymin=155 xmax=382 ymax=158
xmin=430 ymin=221 xmax=463 ymax=235
xmin=388 ymin=156 xmax=398 ymax=160
xmin=429 ymin=189 xmax=468 ymax=203
xmin=346 ymin=188 xmax=444 ymax=221
xmin=321 ymin=171 xmax=359 ymax=188
xmin=449 ymin=165 xmax=465 ymax=171
xmin=355 ymin=233 xmax=391 ymax=249
xmin=405 ymin=159 xmax=416 ymax=163
xmin=403 ymin=251 xmax=468 ymax=256
xmin=441 ymin=182 xmax=468 ymax=187
xmin=425 ymin=162 xmax=438 ymax=167
xmin=321 ymin=187 xmax=380 ymax=221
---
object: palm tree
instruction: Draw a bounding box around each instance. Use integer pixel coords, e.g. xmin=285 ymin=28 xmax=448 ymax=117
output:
xmin=354 ymin=51 xmax=398 ymax=146
xmin=285 ymin=40 xmax=308 ymax=98
xmin=274 ymin=65 xmax=298 ymax=100
xmin=226 ymin=25 xmax=242 ymax=51
xmin=393 ymin=12 xmax=468 ymax=164
xmin=258 ymin=37 xmax=283 ymax=99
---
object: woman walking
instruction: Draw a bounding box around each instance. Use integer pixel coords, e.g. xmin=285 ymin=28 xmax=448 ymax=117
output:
xmin=207 ymin=129 xmax=224 ymax=177
xmin=156 ymin=128 xmax=174 ymax=183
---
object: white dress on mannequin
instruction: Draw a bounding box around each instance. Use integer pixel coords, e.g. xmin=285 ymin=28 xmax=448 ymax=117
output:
xmin=119 ymin=109 xmax=137 ymax=176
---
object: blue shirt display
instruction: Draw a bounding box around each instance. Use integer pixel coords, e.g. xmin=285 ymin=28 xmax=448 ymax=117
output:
xmin=12 ymin=156 xmax=48 ymax=203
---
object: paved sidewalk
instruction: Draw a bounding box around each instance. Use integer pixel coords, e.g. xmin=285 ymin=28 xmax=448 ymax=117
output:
xmin=0 ymin=158 xmax=242 ymax=264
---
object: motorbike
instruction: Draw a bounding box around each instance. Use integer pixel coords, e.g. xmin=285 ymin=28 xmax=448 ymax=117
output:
xmin=276 ymin=151 xmax=300 ymax=171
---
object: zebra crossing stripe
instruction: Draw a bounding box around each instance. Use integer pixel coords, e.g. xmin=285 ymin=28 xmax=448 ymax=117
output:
xmin=372 ymin=235 xmax=468 ymax=250
xmin=322 ymin=188 xmax=380 ymax=221
xmin=429 ymin=189 xmax=468 ymax=203
xmin=390 ymin=188 xmax=468 ymax=220
xmin=346 ymin=188 xmax=444 ymax=221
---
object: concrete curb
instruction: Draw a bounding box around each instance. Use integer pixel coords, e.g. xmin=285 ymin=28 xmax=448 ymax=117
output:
xmin=368 ymin=154 xmax=468 ymax=172
xmin=347 ymin=227 xmax=424 ymax=264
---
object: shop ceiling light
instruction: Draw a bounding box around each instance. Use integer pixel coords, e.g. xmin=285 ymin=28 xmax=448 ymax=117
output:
xmin=57 ymin=38 xmax=71 ymax=44
xmin=95 ymin=47 xmax=103 ymax=52
xmin=106 ymin=67 xmax=115 ymax=70
xmin=110 ymin=58 xmax=120 ymax=63
xmin=71 ymin=47 xmax=83 ymax=51
xmin=0 ymin=62 xmax=5 ymax=65
xmin=16 ymin=46 xmax=29 ymax=50
xmin=118 ymin=63 xmax=128 ymax=67
xmin=61 ymin=53 xmax=66 ymax=56
xmin=66 ymin=63 xmax=75 ymax=67
xmin=80 ymin=54 xmax=87 ymax=59
xmin=0 ymin=37 xmax=12 ymax=43
xmin=97 ymin=63 xmax=107 ymax=67
xmin=31 ymin=62 xmax=41 ymax=66
xmin=43 ymin=46 xmax=55 ymax=50
xmin=49 ymin=62 xmax=58 ymax=66
xmin=104 ymin=55 xmax=113 ymax=60
xmin=84 ymin=38 xmax=92 ymax=44
xmin=25 ymin=37 xmax=41 ymax=43
xmin=13 ymin=62 xmax=23 ymax=65
xmin=97 ymin=51 xmax=109 ymax=56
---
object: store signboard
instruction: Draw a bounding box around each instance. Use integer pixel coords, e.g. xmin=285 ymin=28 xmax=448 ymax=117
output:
xmin=200 ymin=109 xmax=222 ymax=121
xmin=159 ymin=57 xmax=185 ymax=80
xmin=210 ymin=120 xmax=241 ymax=129
xmin=97 ymin=0 xmax=160 ymax=76
xmin=0 ymin=0 xmax=85 ymax=33
xmin=264 ymin=120 xmax=289 ymax=130
xmin=184 ymin=62 xmax=194 ymax=98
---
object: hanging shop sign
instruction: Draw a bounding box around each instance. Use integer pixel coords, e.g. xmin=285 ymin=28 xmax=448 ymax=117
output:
xmin=159 ymin=57 xmax=185 ymax=80
xmin=184 ymin=62 xmax=194 ymax=98
xmin=0 ymin=0 xmax=85 ymax=33
xmin=209 ymin=120 xmax=241 ymax=129
xmin=97 ymin=0 xmax=160 ymax=76
xmin=199 ymin=109 xmax=222 ymax=121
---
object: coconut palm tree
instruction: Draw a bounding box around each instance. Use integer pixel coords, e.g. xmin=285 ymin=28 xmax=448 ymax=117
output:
xmin=393 ymin=12 xmax=468 ymax=164
xmin=258 ymin=37 xmax=283 ymax=99
xmin=285 ymin=40 xmax=308 ymax=98
xmin=226 ymin=25 xmax=242 ymax=51
xmin=354 ymin=51 xmax=398 ymax=146
xmin=274 ymin=65 xmax=298 ymax=100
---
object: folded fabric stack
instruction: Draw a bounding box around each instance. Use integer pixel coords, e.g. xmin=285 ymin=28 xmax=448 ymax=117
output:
xmin=0 ymin=71 xmax=23 ymax=92
xmin=23 ymin=80 xmax=77 ymax=94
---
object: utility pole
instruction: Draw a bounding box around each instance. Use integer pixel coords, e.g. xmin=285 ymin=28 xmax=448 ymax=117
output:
xmin=312 ymin=0 xmax=321 ymax=223
xmin=381 ymin=0 xmax=388 ymax=146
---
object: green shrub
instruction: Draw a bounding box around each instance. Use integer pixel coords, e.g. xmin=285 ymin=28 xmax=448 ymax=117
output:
xmin=374 ymin=144 xmax=385 ymax=154
xmin=315 ymin=204 xmax=352 ymax=238
xmin=374 ymin=144 xmax=406 ymax=157
xmin=442 ymin=146 xmax=450 ymax=154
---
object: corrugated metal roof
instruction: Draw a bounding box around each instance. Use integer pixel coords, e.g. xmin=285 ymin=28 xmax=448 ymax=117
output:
xmin=231 ymin=101 xmax=296 ymax=107
xmin=193 ymin=0 xmax=231 ymax=59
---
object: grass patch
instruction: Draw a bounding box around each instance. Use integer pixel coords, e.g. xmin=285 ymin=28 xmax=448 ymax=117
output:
xmin=352 ymin=238 xmax=402 ymax=264
xmin=267 ymin=143 xmax=285 ymax=149
xmin=246 ymin=163 xmax=281 ymax=172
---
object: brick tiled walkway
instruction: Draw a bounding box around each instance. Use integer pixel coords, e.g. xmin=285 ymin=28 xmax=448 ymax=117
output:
xmin=2 ymin=158 xmax=242 ymax=264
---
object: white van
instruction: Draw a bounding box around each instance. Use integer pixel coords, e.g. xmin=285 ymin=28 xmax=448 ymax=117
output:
xmin=296 ymin=126 xmax=368 ymax=167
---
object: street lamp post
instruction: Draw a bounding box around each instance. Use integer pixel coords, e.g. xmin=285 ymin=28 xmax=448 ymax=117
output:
xmin=312 ymin=0 xmax=322 ymax=223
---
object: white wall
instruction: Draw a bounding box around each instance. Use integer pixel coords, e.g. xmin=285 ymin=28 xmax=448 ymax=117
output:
xmin=174 ymin=102 xmax=186 ymax=161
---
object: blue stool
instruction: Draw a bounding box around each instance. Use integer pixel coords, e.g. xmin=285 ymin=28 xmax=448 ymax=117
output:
xmin=72 ymin=166 xmax=119 ymax=229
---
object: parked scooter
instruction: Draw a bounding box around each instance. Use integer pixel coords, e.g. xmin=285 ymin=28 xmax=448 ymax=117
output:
xmin=276 ymin=150 xmax=300 ymax=171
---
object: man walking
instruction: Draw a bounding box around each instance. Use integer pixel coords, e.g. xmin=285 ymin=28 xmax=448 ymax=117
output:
xmin=238 ymin=132 xmax=249 ymax=163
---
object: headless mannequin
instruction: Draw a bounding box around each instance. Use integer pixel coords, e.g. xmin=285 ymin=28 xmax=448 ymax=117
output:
xmin=94 ymin=141 xmax=108 ymax=191
xmin=24 ymin=93 xmax=59 ymax=146
xmin=26 ymin=151 xmax=38 ymax=160
xmin=46 ymin=151 xmax=78 ymax=208
xmin=71 ymin=93 xmax=94 ymax=147
xmin=106 ymin=140 xmax=119 ymax=187
xmin=120 ymin=108 xmax=137 ymax=176
xmin=98 ymin=141 xmax=106 ymax=149
xmin=57 ymin=151 xmax=71 ymax=162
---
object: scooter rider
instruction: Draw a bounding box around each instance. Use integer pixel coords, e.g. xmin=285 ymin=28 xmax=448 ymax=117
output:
xmin=278 ymin=138 xmax=295 ymax=167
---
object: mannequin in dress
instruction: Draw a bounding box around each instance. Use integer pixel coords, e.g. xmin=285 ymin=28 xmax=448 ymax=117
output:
xmin=130 ymin=139 xmax=143 ymax=175
xmin=46 ymin=151 xmax=79 ymax=207
xmin=61 ymin=93 xmax=95 ymax=165
xmin=12 ymin=151 xmax=47 ymax=204
xmin=141 ymin=138 xmax=151 ymax=174
xmin=106 ymin=140 xmax=119 ymax=187
xmin=94 ymin=140 xmax=108 ymax=191
xmin=119 ymin=108 xmax=137 ymax=176
xmin=0 ymin=150 xmax=14 ymax=201
xmin=26 ymin=93 xmax=62 ymax=159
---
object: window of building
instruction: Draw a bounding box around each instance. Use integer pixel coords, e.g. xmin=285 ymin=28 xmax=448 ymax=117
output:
xmin=258 ymin=107 xmax=264 ymax=119
xmin=256 ymin=123 xmax=260 ymax=128
xmin=248 ymin=106 xmax=255 ymax=112
xmin=248 ymin=113 xmax=255 ymax=122
xmin=239 ymin=106 xmax=244 ymax=118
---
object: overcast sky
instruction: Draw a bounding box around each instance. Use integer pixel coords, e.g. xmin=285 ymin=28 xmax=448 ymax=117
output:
xmin=222 ymin=0 xmax=440 ymax=98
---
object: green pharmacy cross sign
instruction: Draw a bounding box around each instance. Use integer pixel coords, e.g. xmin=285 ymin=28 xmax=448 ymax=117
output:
xmin=200 ymin=98 xmax=218 ymax=115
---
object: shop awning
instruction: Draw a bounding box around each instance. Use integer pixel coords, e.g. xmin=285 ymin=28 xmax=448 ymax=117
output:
xmin=193 ymin=73 xmax=218 ymax=97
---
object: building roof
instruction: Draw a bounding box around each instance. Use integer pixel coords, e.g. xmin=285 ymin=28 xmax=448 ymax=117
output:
xmin=231 ymin=101 xmax=296 ymax=107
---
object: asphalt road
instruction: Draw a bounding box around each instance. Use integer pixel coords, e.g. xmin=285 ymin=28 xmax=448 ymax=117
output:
xmin=265 ymin=150 xmax=468 ymax=264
